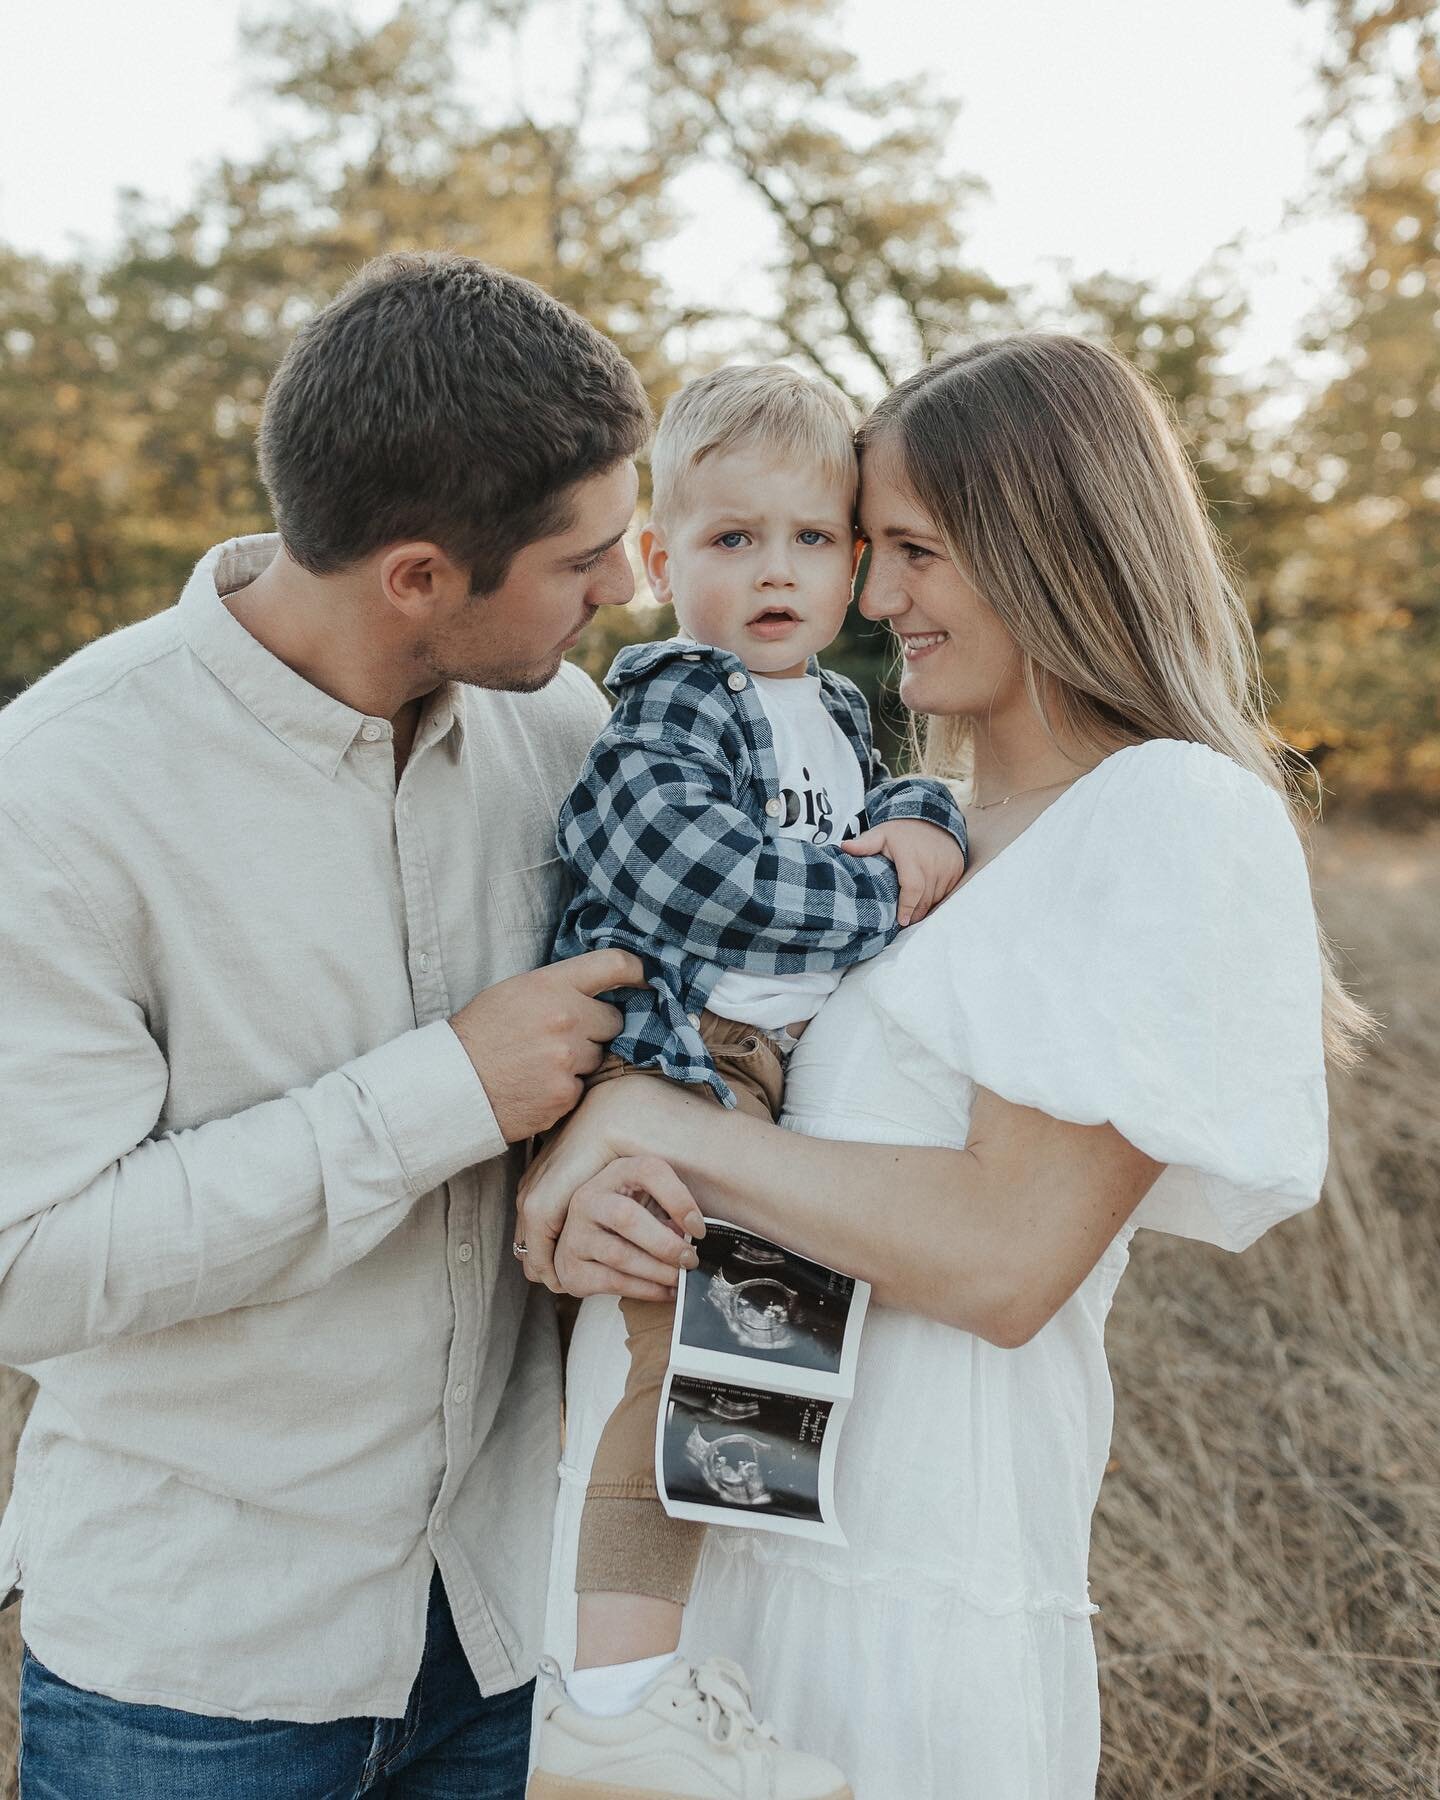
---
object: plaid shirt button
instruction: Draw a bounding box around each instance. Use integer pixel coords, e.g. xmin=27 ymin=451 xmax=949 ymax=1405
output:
xmin=765 ymin=797 xmax=782 ymax=818
xmin=726 ymin=671 xmax=748 ymax=692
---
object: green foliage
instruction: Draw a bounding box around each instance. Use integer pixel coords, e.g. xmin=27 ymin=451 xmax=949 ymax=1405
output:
xmin=613 ymin=0 xmax=1010 ymax=396
xmin=1283 ymin=0 xmax=1440 ymax=800
xmin=0 ymin=0 xmax=1436 ymax=803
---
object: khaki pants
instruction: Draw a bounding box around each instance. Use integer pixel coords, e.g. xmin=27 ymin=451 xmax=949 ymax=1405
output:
xmin=572 ymin=1013 xmax=785 ymax=1605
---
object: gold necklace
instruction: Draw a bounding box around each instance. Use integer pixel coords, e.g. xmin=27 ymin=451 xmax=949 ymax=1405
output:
xmin=971 ymin=776 xmax=1080 ymax=812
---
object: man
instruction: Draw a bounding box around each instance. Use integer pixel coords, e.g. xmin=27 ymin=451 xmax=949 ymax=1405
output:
xmin=0 ymin=252 xmax=651 ymax=1795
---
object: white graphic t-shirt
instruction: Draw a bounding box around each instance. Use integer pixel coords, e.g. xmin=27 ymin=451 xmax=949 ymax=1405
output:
xmin=707 ymin=673 xmax=869 ymax=1036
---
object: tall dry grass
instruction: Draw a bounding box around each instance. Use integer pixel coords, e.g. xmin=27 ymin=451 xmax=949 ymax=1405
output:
xmin=1095 ymin=820 xmax=1440 ymax=1797
xmin=0 ymin=819 xmax=1433 ymax=1797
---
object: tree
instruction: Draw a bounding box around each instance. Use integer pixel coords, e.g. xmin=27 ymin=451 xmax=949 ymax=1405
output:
xmin=612 ymin=0 xmax=1009 ymax=397
xmin=6 ymin=0 xmax=1433 ymax=805
xmin=0 ymin=0 xmax=1003 ymax=701
xmin=1283 ymin=0 xmax=1440 ymax=801
xmin=1063 ymin=270 xmax=1310 ymax=622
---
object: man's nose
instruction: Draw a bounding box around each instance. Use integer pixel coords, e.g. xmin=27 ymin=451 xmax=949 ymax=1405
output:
xmin=591 ymin=545 xmax=636 ymax=608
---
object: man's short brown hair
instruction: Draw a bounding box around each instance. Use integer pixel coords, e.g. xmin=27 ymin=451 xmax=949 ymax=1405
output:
xmin=258 ymin=253 xmax=652 ymax=592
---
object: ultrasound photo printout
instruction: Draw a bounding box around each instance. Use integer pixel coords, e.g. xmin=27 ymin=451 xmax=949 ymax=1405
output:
xmin=661 ymin=1379 xmax=831 ymax=1530
xmin=676 ymin=1220 xmax=859 ymax=1379
xmin=656 ymin=1220 xmax=870 ymax=1545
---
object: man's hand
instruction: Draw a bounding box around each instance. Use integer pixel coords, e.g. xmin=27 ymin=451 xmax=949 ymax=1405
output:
xmin=842 ymin=819 xmax=967 ymax=926
xmin=448 ymin=949 xmax=645 ymax=1142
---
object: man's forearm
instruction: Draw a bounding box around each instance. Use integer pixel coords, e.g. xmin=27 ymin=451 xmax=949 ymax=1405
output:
xmin=0 ymin=1021 xmax=503 ymax=1365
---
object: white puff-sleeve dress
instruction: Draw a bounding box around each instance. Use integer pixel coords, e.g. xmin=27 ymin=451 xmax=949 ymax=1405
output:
xmin=543 ymin=740 xmax=1330 ymax=1798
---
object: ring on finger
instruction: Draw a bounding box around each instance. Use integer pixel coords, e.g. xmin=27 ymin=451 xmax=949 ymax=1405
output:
xmin=512 ymin=1240 xmax=528 ymax=1259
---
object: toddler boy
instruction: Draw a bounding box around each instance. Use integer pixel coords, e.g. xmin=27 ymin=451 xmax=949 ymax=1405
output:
xmin=529 ymin=365 xmax=968 ymax=1799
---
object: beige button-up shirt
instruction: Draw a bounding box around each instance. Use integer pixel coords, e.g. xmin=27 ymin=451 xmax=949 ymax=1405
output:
xmin=0 ymin=536 xmax=609 ymax=1721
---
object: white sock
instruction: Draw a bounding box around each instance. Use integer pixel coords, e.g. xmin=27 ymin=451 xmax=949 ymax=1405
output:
xmin=566 ymin=1651 xmax=680 ymax=1717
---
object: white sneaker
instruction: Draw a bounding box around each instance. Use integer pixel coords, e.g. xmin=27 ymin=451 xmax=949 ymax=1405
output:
xmin=527 ymin=1654 xmax=852 ymax=1799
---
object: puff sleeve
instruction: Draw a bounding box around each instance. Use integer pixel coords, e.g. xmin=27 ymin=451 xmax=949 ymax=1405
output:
xmin=872 ymin=740 xmax=1329 ymax=1251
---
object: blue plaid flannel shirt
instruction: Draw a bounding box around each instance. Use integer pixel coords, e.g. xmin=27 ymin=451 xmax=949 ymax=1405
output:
xmin=553 ymin=637 xmax=968 ymax=1106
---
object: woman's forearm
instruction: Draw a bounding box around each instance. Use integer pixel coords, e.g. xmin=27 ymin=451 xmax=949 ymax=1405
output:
xmin=522 ymin=1074 xmax=1161 ymax=1341
xmin=606 ymin=1080 xmax=1160 ymax=1345
xmin=700 ymin=1119 xmax=1015 ymax=1334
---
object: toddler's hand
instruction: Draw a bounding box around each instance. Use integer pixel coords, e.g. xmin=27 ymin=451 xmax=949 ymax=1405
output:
xmin=842 ymin=819 xmax=967 ymax=927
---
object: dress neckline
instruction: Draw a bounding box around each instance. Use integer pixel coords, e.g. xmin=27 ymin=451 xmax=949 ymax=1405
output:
xmin=949 ymin=741 xmax=1147 ymax=903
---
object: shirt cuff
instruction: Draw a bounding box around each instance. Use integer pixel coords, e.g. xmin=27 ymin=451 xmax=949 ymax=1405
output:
xmin=352 ymin=1020 xmax=507 ymax=1195
xmin=867 ymin=777 xmax=969 ymax=853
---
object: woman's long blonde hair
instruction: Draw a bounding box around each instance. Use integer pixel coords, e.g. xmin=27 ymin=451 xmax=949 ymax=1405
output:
xmin=858 ymin=334 xmax=1371 ymax=1066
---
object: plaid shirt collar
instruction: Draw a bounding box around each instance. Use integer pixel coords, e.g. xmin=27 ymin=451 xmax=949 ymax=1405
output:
xmin=603 ymin=638 xmax=872 ymax=792
xmin=605 ymin=635 xmax=822 ymax=691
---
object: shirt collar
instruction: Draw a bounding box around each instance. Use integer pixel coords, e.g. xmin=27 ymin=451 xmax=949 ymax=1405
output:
xmin=178 ymin=535 xmax=464 ymax=778
xmin=606 ymin=634 xmax=822 ymax=692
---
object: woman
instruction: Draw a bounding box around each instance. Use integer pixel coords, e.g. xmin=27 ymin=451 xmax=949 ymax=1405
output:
xmin=519 ymin=336 xmax=1364 ymax=1797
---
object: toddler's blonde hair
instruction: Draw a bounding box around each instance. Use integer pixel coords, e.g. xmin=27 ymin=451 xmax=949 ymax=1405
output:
xmin=649 ymin=364 xmax=857 ymax=523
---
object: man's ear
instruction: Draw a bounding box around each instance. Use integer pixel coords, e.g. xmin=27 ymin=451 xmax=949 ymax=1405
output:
xmin=639 ymin=524 xmax=671 ymax=607
xmin=378 ymin=542 xmax=469 ymax=622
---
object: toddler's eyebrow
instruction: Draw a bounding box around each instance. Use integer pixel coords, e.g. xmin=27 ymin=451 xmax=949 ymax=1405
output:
xmin=701 ymin=510 xmax=852 ymax=529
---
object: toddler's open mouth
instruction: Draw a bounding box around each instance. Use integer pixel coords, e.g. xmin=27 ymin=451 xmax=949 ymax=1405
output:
xmin=746 ymin=606 xmax=802 ymax=639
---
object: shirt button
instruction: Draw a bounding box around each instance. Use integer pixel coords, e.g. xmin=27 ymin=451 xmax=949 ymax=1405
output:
xmin=418 ymin=952 xmax=431 ymax=972
xmin=451 ymin=1384 xmax=469 ymax=1406
xmin=765 ymin=797 xmax=783 ymax=819
xmin=726 ymin=671 xmax=748 ymax=692
xmin=686 ymin=1011 xmax=701 ymax=1028
xmin=361 ymin=721 xmax=385 ymax=742
xmin=456 ymin=1243 xmax=473 ymax=1263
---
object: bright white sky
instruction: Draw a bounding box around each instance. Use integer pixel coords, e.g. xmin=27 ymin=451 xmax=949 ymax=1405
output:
xmin=0 ymin=0 xmax=1352 ymax=387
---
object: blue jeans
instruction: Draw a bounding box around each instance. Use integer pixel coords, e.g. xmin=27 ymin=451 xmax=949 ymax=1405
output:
xmin=18 ymin=1573 xmax=533 ymax=1799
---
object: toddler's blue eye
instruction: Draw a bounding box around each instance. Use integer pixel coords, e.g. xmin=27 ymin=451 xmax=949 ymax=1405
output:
xmin=797 ymin=530 xmax=830 ymax=546
xmin=716 ymin=532 xmax=748 ymax=549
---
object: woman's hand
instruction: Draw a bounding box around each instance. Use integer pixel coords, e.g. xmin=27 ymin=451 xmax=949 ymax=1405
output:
xmin=516 ymin=1076 xmax=706 ymax=1295
xmin=543 ymin=1157 xmax=705 ymax=1301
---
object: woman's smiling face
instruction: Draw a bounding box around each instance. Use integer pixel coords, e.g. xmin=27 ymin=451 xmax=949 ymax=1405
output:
xmin=856 ymin=435 xmax=1022 ymax=722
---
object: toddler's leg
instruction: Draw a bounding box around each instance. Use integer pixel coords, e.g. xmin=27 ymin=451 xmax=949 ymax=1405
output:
xmin=531 ymin=1026 xmax=855 ymax=1795
xmin=571 ymin=1019 xmax=783 ymax=1675
xmin=573 ymin=1293 xmax=705 ymax=1669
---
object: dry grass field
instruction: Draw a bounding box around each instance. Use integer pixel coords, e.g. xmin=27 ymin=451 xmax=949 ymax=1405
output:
xmin=0 ymin=817 xmax=1433 ymax=1797
xmin=1094 ymin=819 xmax=1440 ymax=1798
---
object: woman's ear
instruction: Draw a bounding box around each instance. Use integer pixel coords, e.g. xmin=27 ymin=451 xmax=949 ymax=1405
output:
xmin=639 ymin=524 xmax=672 ymax=606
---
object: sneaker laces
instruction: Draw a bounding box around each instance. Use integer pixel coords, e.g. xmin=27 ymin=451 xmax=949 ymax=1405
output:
xmin=692 ymin=1658 xmax=780 ymax=1750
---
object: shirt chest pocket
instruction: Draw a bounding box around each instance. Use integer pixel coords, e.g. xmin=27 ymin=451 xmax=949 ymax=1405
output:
xmin=488 ymin=857 xmax=569 ymax=956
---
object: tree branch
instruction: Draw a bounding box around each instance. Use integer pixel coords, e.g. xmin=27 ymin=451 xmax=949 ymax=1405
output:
xmin=631 ymin=0 xmax=895 ymax=387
